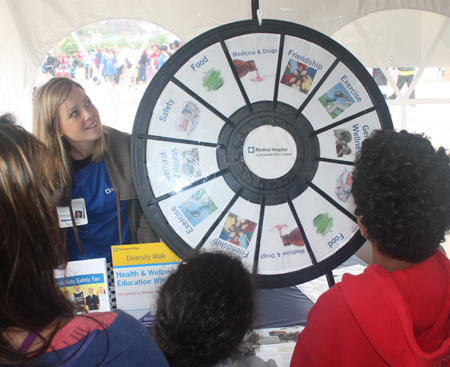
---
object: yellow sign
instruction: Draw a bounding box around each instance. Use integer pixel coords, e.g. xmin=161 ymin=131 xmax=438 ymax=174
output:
xmin=111 ymin=242 xmax=180 ymax=267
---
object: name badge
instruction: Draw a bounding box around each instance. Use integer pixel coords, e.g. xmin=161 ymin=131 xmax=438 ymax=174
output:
xmin=57 ymin=198 xmax=88 ymax=228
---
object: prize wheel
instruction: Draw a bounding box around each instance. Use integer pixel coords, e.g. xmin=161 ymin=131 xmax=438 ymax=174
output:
xmin=132 ymin=19 xmax=392 ymax=288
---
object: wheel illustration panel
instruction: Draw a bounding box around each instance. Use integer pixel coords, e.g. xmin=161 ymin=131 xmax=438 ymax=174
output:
xmin=224 ymin=33 xmax=280 ymax=103
xmin=174 ymin=43 xmax=246 ymax=117
xmin=148 ymin=81 xmax=225 ymax=143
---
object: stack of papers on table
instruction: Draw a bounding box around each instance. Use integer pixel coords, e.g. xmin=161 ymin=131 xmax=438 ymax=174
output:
xmin=296 ymin=264 xmax=366 ymax=303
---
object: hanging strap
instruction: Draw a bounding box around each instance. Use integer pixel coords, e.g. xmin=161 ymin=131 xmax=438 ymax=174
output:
xmin=66 ymin=186 xmax=122 ymax=259
xmin=115 ymin=189 xmax=122 ymax=246
xmin=19 ymin=328 xmax=99 ymax=364
xmin=69 ymin=200 xmax=84 ymax=259
xmin=18 ymin=329 xmax=42 ymax=353
xmin=68 ymin=188 xmax=122 ymax=259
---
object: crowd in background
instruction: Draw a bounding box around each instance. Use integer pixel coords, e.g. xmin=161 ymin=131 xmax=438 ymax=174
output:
xmin=41 ymin=39 xmax=182 ymax=89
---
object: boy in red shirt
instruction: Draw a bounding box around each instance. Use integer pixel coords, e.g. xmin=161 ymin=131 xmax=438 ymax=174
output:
xmin=291 ymin=130 xmax=450 ymax=367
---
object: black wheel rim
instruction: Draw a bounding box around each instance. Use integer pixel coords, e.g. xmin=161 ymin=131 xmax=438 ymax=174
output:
xmin=132 ymin=19 xmax=392 ymax=288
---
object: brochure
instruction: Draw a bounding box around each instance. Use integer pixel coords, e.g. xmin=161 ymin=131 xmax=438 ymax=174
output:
xmin=54 ymin=258 xmax=110 ymax=312
xmin=111 ymin=242 xmax=180 ymax=326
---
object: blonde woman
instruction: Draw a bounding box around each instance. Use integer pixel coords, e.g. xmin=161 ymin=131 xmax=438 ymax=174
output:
xmin=0 ymin=121 xmax=168 ymax=366
xmin=33 ymin=77 xmax=159 ymax=263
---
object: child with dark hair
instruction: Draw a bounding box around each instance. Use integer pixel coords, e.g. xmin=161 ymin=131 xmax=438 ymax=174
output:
xmin=291 ymin=130 xmax=450 ymax=366
xmin=0 ymin=113 xmax=16 ymax=125
xmin=155 ymin=252 xmax=276 ymax=367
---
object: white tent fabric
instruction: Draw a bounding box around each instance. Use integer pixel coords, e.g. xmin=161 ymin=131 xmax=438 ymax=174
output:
xmin=2 ymin=0 xmax=450 ymax=127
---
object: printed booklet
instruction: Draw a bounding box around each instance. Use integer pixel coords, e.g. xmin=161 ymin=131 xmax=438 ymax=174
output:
xmin=111 ymin=242 xmax=180 ymax=326
xmin=54 ymin=258 xmax=111 ymax=312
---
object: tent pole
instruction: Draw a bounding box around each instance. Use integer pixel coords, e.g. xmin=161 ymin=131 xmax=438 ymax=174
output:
xmin=403 ymin=17 xmax=450 ymax=100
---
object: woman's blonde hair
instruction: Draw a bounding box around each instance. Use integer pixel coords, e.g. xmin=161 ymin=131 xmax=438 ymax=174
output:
xmin=33 ymin=77 xmax=110 ymax=190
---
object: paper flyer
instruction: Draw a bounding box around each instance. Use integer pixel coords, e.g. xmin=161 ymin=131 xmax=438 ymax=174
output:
xmin=111 ymin=242 xmax=180 ymax=326
xmin=54 ymin=258 xmax=110 ymax=312
xmin=254 ymin=343 xmax=296 ymax=367
xmin=249 ymin=326 xmax=304 ymax=367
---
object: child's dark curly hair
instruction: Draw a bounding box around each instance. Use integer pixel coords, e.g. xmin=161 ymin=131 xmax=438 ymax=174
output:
xmin=154 ymin=251 xmax=256 ymax=367
xmin=352 ymin=129 xmax=450 ymax=263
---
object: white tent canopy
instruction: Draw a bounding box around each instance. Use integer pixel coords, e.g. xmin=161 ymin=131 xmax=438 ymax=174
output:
xmin=2 ymin=0 xmax=450 ymax=128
